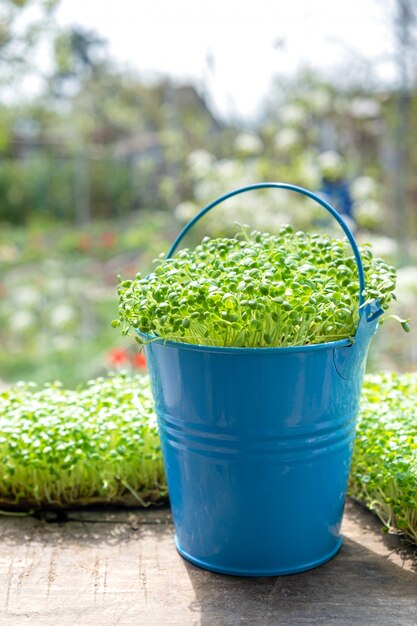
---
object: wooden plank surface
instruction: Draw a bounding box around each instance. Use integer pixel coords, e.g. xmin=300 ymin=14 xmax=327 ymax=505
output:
xmin=0 ymin=499 xmax=416 ymax=626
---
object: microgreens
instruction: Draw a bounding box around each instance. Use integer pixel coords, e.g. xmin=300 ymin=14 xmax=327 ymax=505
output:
xmin=2 ymin=369 xmax=416 ymax=537
xmin=115 ymin=226 xmax=399 ymax=348
xmin=0 ymin=373 xmax=167 ymax=509
xmin=350 ymin=372 xmax=417 ymax=544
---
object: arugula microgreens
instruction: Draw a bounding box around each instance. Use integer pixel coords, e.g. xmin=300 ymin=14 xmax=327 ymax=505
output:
xmin=351 ymin=372 xmax=417 ymax=544
xmin=1 ymin=369 xmax=416 ymax=537
xmin=116 ymin=226 xmax=402 ymax=348
xmin=0 ymin=373 xmax=167 ymax=509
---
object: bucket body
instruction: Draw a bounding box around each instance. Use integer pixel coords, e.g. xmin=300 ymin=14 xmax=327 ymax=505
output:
xmin=144 ymin=313 xmax=378 ymax=576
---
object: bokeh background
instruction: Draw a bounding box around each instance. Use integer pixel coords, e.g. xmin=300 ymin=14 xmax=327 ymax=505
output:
xmin=1 ymin=0 xmax=416 ymax=386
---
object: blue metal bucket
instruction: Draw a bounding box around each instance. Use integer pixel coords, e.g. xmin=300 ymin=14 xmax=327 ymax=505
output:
xmin=142 ymin=183 xmax=382 ymax=576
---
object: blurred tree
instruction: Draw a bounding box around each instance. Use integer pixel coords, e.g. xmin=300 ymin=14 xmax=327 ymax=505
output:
xmin=51 ymin=26 xmax=107 ymax=98
xmin=392 ymin=0 xmax=416 ymax=264
xmin=0 ymin=0 xmax=61 ymax=157
xmin=0 ymin=0 xmax=60 ymax=91
xmin=49 ymin=58 xmax=228 ymax=215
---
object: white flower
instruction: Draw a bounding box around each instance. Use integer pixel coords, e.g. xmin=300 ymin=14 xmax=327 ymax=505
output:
xmin=9 ymin=311 xmax=35 ymax=333
xmin=299 ymin=159 xmax=321 ymax=187
xmin=233 ymin=133 xmax=262 ymax=156
xmin=175 ymin=201 xmax=198 ymax=223
xmin=194 ymin=180 xmax=220 ymax=203
xmin=355 ymin=199 xmax=384 ymax=229
xmin=215 ymin=159 xmax=241 ymax=180
xmin=308 ymin=90 xmax=331 ymax=115
xmin=317 ymin=151 xmax=343 ymax=178
xmin=274 ymin=128 xmax=300 ymax=151
xmin=50 ymin=305 xmax=76 ymax=330
xmin=357 ymin=200 xmax=382 ymax=216
xmin=351 ymin=176 xmax=378 ymax=201
xmin=349 ymin=98 xmax=381 ymax=119
xmin=187 ymin=150 xmax=214 ymax=178
xmin=13 ymin=286 xmax=41 ymax=307
xmin=280 ymin=104 xmax=306 ymax=126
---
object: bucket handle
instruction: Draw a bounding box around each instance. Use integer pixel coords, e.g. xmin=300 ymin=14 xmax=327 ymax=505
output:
xmin=167 ymin=182 xmax=367 ymax=309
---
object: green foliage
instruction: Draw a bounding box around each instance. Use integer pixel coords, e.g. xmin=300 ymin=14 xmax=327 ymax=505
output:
xmin=350 ymin=372 xmax=417 ymax=544
xmin=0 ymin=155 xmax=77 ymax=224
xmin=1 ymin=367 xmax=416 ymax=534
xmin=0 ymin=154 xmax=148 ymax=224
xmin=0 ymin=0 xmax=60 ymax=89
xmin=0 ymin=372 xmax=167 ymax=509
xmin=117 ymin=227 xmax=397 ymax=348
xmin=0 ymin=210 xmax=176 ymax=387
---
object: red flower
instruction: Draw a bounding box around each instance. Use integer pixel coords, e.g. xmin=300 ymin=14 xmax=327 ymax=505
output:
xmin=108 ymin=348 xmax=129 ymax=367
xmin=132 ymin=352 xmax=147 ymax=369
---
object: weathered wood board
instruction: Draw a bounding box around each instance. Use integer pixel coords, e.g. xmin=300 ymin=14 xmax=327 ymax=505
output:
xmin=0 ymin=499 xmax=416 ymax=625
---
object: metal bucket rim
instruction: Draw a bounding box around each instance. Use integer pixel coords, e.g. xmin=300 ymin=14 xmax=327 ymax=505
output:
xmin=136 ymin=330 xmax=352 ymax=354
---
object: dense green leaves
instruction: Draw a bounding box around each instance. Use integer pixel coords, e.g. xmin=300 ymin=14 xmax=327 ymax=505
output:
xmin=1 ymin=368 xmax=417 ymax=539
xmin=0 ymin=373 xmax=167 ymax=509
xmin=117 ymin=226 xmax=398 ymax=348
xmin=350 ymin=373 xmax=417 ymax=544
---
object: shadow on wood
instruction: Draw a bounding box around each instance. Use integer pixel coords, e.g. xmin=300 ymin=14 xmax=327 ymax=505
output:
xmin=0 ymin=499 xmax=416 ymax=625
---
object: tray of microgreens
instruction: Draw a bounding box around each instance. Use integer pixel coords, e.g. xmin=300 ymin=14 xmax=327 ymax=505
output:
xmin=115 ymin=226 xmax=403 ymax=347
xmin=0 ymin=373 xmax=167 ymax=510
xmin=1 ymin=369 xmax=415 ymax=536
xmin=350 ymin=372 xmax=417 ymax=544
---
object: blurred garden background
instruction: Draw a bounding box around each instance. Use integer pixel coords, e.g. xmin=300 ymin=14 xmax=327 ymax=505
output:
xmin=1 ymin=0 xmax=417 ymax=387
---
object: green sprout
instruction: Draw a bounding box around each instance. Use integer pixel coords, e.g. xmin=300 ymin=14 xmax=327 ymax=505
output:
xmin=116 ymin=226 xmax=399 ymax=348
xmin=2 ymin=368 xmax=416 ymax=539
xmin=0 ymin=372 xmax=167 ymax=509
xmin=350 ymin=372 xmax=417 ymax=544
